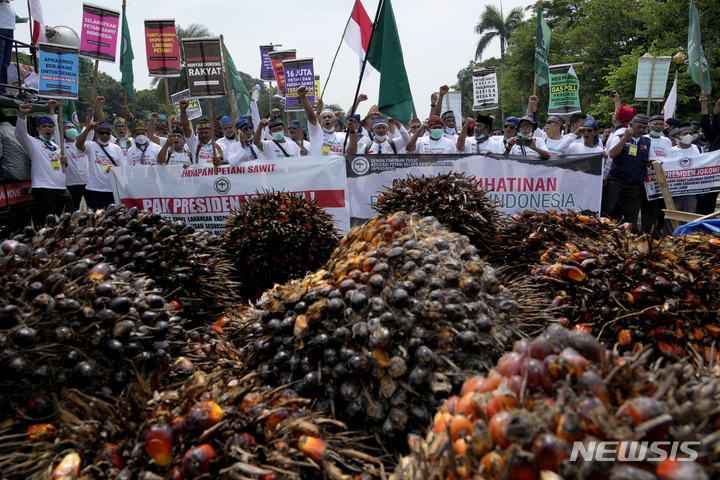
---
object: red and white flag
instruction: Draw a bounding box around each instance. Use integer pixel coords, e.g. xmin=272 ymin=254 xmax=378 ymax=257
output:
xmin=344 ymin=0 xmax=376 ymax=79
xmin=29 ymin=0 xmax=45 ymax=46
xmin=663 ymin=73 xmax=678 ymax=120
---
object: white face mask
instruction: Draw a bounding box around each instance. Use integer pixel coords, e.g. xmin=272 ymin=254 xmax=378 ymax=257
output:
xmin=322 ymin=127 xmax=335 ymax=134
xmin=692 ymin=133 xmax=699 ymax=142
xmin=445 ymin=127 xmax=455 ymax=135
xmin=134 ymin=134 xmax=148 ymax=145
xmin=374 ymin=134 xmax=387 ymax=142
xmin=680 ymin=134 xmax=693 ymax=145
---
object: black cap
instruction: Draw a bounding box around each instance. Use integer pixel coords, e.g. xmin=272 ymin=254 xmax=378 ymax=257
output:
xmin=475 ymin=114 xmax=493 ymax=127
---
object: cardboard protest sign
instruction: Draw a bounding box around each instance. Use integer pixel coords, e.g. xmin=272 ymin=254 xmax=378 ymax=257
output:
xmin=144 ymin=19 xmax=181 ymax=77
xmin=79 ymin=3 xmax=120 ymax=63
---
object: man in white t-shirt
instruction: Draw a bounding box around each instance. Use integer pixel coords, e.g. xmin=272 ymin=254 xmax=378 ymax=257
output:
xmin=457 ymin=114 xmax=504 ymax=155
xmin=95 ymin=96 xmax=134 ymax=157
xmin=75 ymin=120 xmax=126 ymax=210
xmin=16 ymin=103 xmax=73 ymax=223
xmin=233 ymin=116 xmax=264 ymax=160
xmin=126 ymin=119 xmax=162 ymax=166
xmin=253 ymin=117 xmax=301 ymax=158
xmin=56 ymin=119 xmax=89 ymax=210
xmin=298 ymin=86 xmax=347 ymax=156
xmin=639 ymin=114 xmax=674 ymax=234
xmin=353 ymin=116 xmax=411 ymax=155
xmin=542 ymin=115 xmax=566 ymax=156
xmin=157 ymin=127 xmax=192 ymax=166
xmin=178 ymin=100 xmax=224 ymax=166
xmin=503 ymin=115 xmax=550 ymax=159
xmin=216 ymin=116 xmax=238 ymax=154
xmin=406 ymin=116 xmax=456 ymax=154
xmin=663 ymin=126 xmax=701 ymax=234
xmin=555 ymin=119 xmax=605 ymax=155
xmin=441 ymin=110 xmax=458 ymax=142
xmin=492 ymin=116 xmax=519 ymax=152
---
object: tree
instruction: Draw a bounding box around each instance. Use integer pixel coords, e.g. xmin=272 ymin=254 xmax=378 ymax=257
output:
xmin=473 ymin=5 xmax=525 ymax=62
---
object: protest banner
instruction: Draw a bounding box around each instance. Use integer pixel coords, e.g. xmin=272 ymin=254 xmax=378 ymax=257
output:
xmin=182 ymin=37 xmax=225 ymax=98
xmin=268 ymin=49 xmax=296 ymax=96
xmin=259 ymin=45 xmax=275 ymax=81
xmin=314 ymin=75 xmax=321 ymax=107
xmin=79 ymin=3 xmax=120 ymax=63
xmin=634 ymin=56 xmax=671 ymax=101
xmin=283 ymin=58 xmax=315 ymax=112
xmin=435 ymin=91 xmax=462 ymax=123
xmin=38 ymin=43 xmax=79 ymax=100
xmin=472 ymin=68 xmax=498 ymax=111
xmin=171 ymin=89 xmax=202 ymax=120
xmin=347 ymin=153 xmax=603 ymax=226
xmin=144 ymin=19 xmax=181 ymax=77
xmin=109 ymin=156 xmax=350 ymax=235
xmin=644 ymin=150 xmax=720 ymax=200
xmin=548 ymin=64 xmax=581 ymax=115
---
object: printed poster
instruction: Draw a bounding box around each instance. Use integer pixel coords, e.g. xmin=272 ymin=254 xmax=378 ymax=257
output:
xmin=268 ymin=50 xmax=296 ymax=96
xmin=38 ymin=43 xmax=79 ymax=100
xmin=182 ymin=37 xmax=226 ymax=98
xmin=79 ymin=3 xmax=120 ymax=63
xmin=144 ymin=19 xmax=181 ymax=77
xmin=548 ymin=64 xmax=581 ymax=115
xmin=283 ymin=58 xmax=315 ymax=112
xmin=472 ymin=68 xmax=498 ymax=111
xmin=634 ymin=56 xmax=671 ymax=101
xmin=259 ymin=45 xmax=275 ymax=81
xmin=171 ymin=89 xmax=202 ymax=121
xmin=644 ymin=151 xmax=720 ymax=200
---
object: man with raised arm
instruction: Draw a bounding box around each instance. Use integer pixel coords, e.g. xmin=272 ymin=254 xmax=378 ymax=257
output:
xmin=178 ymin=99 xmax=224 ymax=166
xmin=126 ymin=117 xmax=162 ymax=166
xmin=157 ymin=127 xmax=192 ymax=166
xmin=298 ymin=86 xmax=348 ymax=156
xmin=351 ymin=116 xmax=410 ymax=155
xmin=253 ymin=117 xmax=301 ymax=158
xmin=503 ymin=115 xmax=551 ymax=159
xmin=405 ymin=117 xmax=456 ymax=154
xmin=457 ymin=114 xmax=503 ymax=155
xmin=95 ymin=97 xmax=134 ymax=158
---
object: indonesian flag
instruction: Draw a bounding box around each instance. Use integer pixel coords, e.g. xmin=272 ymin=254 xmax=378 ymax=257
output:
xmin=663 ymin=73 xmax=678 ymax=120
xmin=344 ymin=0 xmax=376 ymax=79
xmin=29 ymin=0 xmax=45 ymax=46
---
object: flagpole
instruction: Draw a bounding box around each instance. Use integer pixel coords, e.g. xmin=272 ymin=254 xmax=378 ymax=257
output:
xmin=58 ymin=99 xmax=66 ymax=173
xmin=209 ymin=98 xmax=218 ymax=175
xmin=91 ymin=60 xmax=99 ymax=104
xmin=321 ymin=0 xmax=357 ymax=99
xmin=220 ymin=35 xmax=237 ymax=120
xmin=164 ymin=78 xmax=172 ymax=126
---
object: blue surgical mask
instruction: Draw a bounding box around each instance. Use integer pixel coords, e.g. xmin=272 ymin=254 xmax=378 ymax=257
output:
xmin=445 ymin=126 xmax=455 ymax=135
xmin=649 ymin=130 xmax=661 ymax=138
xmin=65 ymin=129 xmax=79 ymax=140
xmin=430 ymin=129 xmax=443 ymax=140
xmin=475 ymin=134 xmax=486 ymax=142
xmin=272 ymin=131 xmax=285 ymax=141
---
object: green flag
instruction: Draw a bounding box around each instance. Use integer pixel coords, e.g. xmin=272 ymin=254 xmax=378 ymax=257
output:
xmin=365 ymin=0 xmax=415 ymax=124
xmin=119 ymin=3 xmax=134 ymax=98
xmin=534 ymin=6 xmax=551 ymax=87
xmin=688 ymin=2 xmax=711 ymax=94
xmin=63 ymin=100 xmax=79 ymax=126
xmin=223 ymin=45 xmax=251 ymax=117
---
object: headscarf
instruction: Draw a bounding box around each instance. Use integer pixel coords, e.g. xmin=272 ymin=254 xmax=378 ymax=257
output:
xmin=94 ymin=121 xmax=113 ymax=132
xmin=427 ymin=116 xmax=444 ymax=128
xmin=372 ymin=116 xmax=389 ymax=128
xmin=441 ymin=111 xmax=455 ymax=120
xmin=582 ymin=119 xmax=600 ymax=146
xmin=236 ymin=116 xmax=252 ymax=129
xmin=504 ymin=116 xmax=519 ymax=126
xmin=219 ymin=116 xmax=234 ymax=127
xmin=616 ymin=104 xmax=636 ymax=126
xmin=196 ymin=118 xmax=211 ymax=131
xmin=36 ymin=116 xmax=54 ymax=128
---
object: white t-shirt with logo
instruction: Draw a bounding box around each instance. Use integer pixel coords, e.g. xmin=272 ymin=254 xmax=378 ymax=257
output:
xmin=668 ymin=144 xmax=701 ymax=158
xmin=414 ymin=135 xmax=457 ymax=154
xmin=185 ymin=132 xmax=227 ymax=165
xmin=15 ymin=118 xmax=66 ymax=189
xmin=545 ymin=136 xmax=567 ymax=156
xmin=81 ymin=141 xmax=126 ymax=192
xmin=459 ymin=137 xmax=504 ymax=155
xmin=508 ymin=136 xmax=549 ymax=157
xmin=165 ymin=146 xmax=192 ymax=165
xmin=63 ymin=141 xmax=89 ymax=186
xmin=309 ymin=122 xmax=347 ymax=156
xmin=258 ymin=139 xmax=302 ymax=158
xmin=647 ymin=135 xmax=673 ymax=160
xmin=110 ymin=135 xmax=134 ymax=158
xmin=127 ymin=142 xmax=163 ymax=166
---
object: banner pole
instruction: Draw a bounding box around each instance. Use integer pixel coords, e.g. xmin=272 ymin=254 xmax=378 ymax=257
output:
xmin=91 ymin=60 xmax=99 ymax=103
xmin=268 ymin=80 xmax=272 ymax=117
xmin=220 ymin=35 xmax=237 ymax=120
xmin=164 ymin=78 xmax=172 ymax=125
xmin=209 ymin=98 xmax=218 ymax=175
xmin=533 ymin=73 xmax=538 ymax=97
xmin=58 ymin=99 xmax=66 ymax=173
xmin=646 ymin=56 xmax=656 ymax=116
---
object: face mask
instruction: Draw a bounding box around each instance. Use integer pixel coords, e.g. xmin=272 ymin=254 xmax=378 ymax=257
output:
xmin=374 ymin=134 xmax=387 ymax=142
xmin=649 ymin=130 xmax=661 ymax=138
xmin=65 ymin=129 xmax=79 ymax=140
xmin=322 ymin=127 xmax=335 ymax=134
xmin=680 ymin=134 xmax=693 ymax=145
xmin=692 ymin=133 xmax=699 ymax=142
xmin=429 ymin=129 xmax=443 ymax=140
xmin=517 ymin=131 xmax=528 ymax=138
xmin=134 ymin=134 xmax=148 ymax=145
xmin=445 ymin=127 xmax=455 ymax=135
xmin=272 ymin=131 xmax=285 ymax=141
xmin=97 ymin=139 xmax=109 ymax=146
xmin=475 ymin=134 xmax=486 ymax=142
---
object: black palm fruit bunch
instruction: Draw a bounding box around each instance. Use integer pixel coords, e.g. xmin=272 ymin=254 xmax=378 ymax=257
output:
xmin=7 ymin=205 xmax=239 ymax=324
xmin=241 ymin=212 xmax=519 ymax=451
xmin=372 ymin=172 xmax=501 ymax=249
xmin=223 ymin=191 xmax=339 ymax=299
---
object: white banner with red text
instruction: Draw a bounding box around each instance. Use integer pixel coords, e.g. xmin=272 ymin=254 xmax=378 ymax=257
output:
xmin=644 ymin=150 xmax=720 ymax=200
xmin=109 ymin=156 xmax=350 ymax=235
xmin=346 ymin=153 xmax=604 ymax=226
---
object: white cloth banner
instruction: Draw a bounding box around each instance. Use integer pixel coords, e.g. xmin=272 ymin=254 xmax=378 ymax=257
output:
xmin=347 ymin=153 xmax=604 ymax=226
xmin=109 ymin=156 xmax=350 ymax=235
xmin=645 ymin=151 xmax=720 ymax=200
xmin=472 ymin=68 xmax=499 ymax=111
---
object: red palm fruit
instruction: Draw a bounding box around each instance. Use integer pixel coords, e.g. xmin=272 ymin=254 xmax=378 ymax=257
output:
xmin=632 ymin=342 xmax=644 ymax=353
xmin=577 ymin=215 xmax=596 ymax=226
xmin=567 ymin=330 xmax=603 ymax=363
xmin=656 ymin=459 xmax=709 ymax=480
xmin=454 ymin=437 xmax=468 ymax=456
xmin=622 ymin=397 xmax=670 ymax=440
xmin=163 ymin=466 xmax=182 ymax=480
xmin=265 ymin=410 xmax=288 ymax=432
xmin=574 ymin=323 xmax=594 ymax=335
xmin=145 ymin=423 xmax=174 ymax=467
xmin=186 ymin=400 xmax=223 ymax=433
xmin=532 ymin=433 xmax=568 ymax=472
xmin=50 ymin=452 xmax=81 ymax=480
xmin=171 ymin=357 xmax=195 ymax=375
xmin=488 ymin=410 xmax=512 ymax=448
xmin=455 ymin=392 xmax=475 ymax=419
xmin=559 ymin=347 xmax=589 ymax=377
xmin=26 ymin=423 xmax=55 ymax=442
xmin=693 ymin=327 xmax=705 ymax=341
xmin=478 ymin=373 xmax=503 ymax=393
xmin=484 ymin=396 xmax=503 ymax=420
xmin=561 ymin=265 xmax=586 ymax=282
xmin=99 ymin=443 xmax=125 ymax=469
xmin=171 ymin=414 xmax=187 ymax=437
xmin=214 ymin=316 xmax=230 ymax=327
xmin=240 ymin=389 xmax=266 ymax=410
xmin=449 ymin=415 xmax=473 ymax=441
xmin=433 ymin=412 xmax=454 ymax=435
xmin=508 ymin=449 xmax=540 ymax=480
xmin=521 ymin=358 xmax=546 ymax=393
xmin=182 ymin=444 xmax=216 ymax=478
xmin=705 ymin=324 xmax=720 ymax=338
xmin=551 ymin=295 xmax=564 ymax=307
xmin=617 ymin=329 xmax=633 ymax=346
xmin=657 ymin=342 xmax=675 ymax=357
xmin=298 ymin=435 xmax=326 ymax=462
xmin=232 ymin=432 xmax=256 ymax=447
xmin=577 ymin=371 xmax=610 ymax=403
xmin=570 ymin=250 xmax=591 ymax=261
xmin=556 ymin=411 xmax=584 ymax=442
xmin=497 ymin=351 xmax=524 ymax=377
xmin=672 ymin=344 xmax=684 ymax=357
xmin=441 ymin=396 xmax=460 ymax=414
xmin=481 ymin=451 xmax=505 ymax=477
xmin=704 ymin=346 xmax=719 ymax=364
xmin=528 ymin=336 xmax=554 ymax=360
xmin=88 ymin=263 xmax=111 ymax=281
xmin=460 ymin=375 xmax=486 ymax=396
xmin=576 ymin=395 xmax=608 ymax=436
xmin=493 ymin=379 xmax=518 ymax=409
xmin=513 ymin=339 xmax=531 ymax=355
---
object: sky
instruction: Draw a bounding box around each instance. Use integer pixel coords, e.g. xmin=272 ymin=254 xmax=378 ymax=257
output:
xmin=12 ymin=0 xmax=531 ymax=116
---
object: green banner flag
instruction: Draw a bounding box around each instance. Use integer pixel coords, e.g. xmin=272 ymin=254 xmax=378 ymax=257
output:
xmin=534 ymin=6 xmax=551 ymax=87
xmin=365 ymin=0 xmax=415 ymax=124
xmin=63 ymin=99 xmax=79 ymax=126
xmin=119 ymin=3 xmax=134 ymax=98
xmin=548 ymin=64 xmax=581 ymax=115
xmin=223 ymin=44 xmax=251 ymax=117
xmin=688 ymin=2 xmax=711 ymax=94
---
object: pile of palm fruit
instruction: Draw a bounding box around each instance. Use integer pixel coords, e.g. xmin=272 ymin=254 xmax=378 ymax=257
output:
xmin=392 ymin=326 xmax=720 ymax=480
xmin=240 ymin=211 xmax=520 ymax=446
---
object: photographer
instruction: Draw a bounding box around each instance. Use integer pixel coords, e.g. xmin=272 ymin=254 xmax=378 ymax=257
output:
xmin=503 ymin=114 xmax=550 ymax=159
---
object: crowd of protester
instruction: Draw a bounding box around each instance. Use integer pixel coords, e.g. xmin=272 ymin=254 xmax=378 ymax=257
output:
xmin=1 ymin=83 xmax=718 ymax=234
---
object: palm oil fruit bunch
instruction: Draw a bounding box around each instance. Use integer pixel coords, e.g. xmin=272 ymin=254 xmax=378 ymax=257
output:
xmin=243 ymin=212 xmax=519 ymax=448
xmin=6 ymin=204 xmax=238 ymax=324
xmin=223 ymin=191 xmax=339 ymax=299
xmin=0 ymin=236 xmax=196 ymax=425
xmin=391 ymin=325 xmax=718 ymax=480
xmin=485 ymin=209 xmax=617 ymax=278
xmin=372 ymin=172 xmax=501 ymax=249
xmin=517 ymin=232 xmax=720 ymax=360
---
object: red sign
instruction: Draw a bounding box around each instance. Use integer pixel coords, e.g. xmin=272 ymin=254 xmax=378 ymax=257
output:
xmin=268 ymin=50 xmax=296 ymax=96
xmin=144 ymin=19 xmax=181 ymax=77
xmin=0 ymin=181 xmax=33 ymax=206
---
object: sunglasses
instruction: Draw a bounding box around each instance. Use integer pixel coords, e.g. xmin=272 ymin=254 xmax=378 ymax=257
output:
xmin=504 ymin=125 xmax=517 ymax=129
xmin=96 ymin=131 xmax=111 ymax=135
xmin=288 ymin=126 xmax=298 ymax=131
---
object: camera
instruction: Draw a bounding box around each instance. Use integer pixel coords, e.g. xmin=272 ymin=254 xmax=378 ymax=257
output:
xmin=516 ymin=137 xmax=532 ymax=146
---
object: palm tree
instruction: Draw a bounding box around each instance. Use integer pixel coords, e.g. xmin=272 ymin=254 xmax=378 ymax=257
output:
xmin=474 ymin=5 xmax=525 ymax=62
xmin=152 ymin=23 xmax=213 ymax=98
